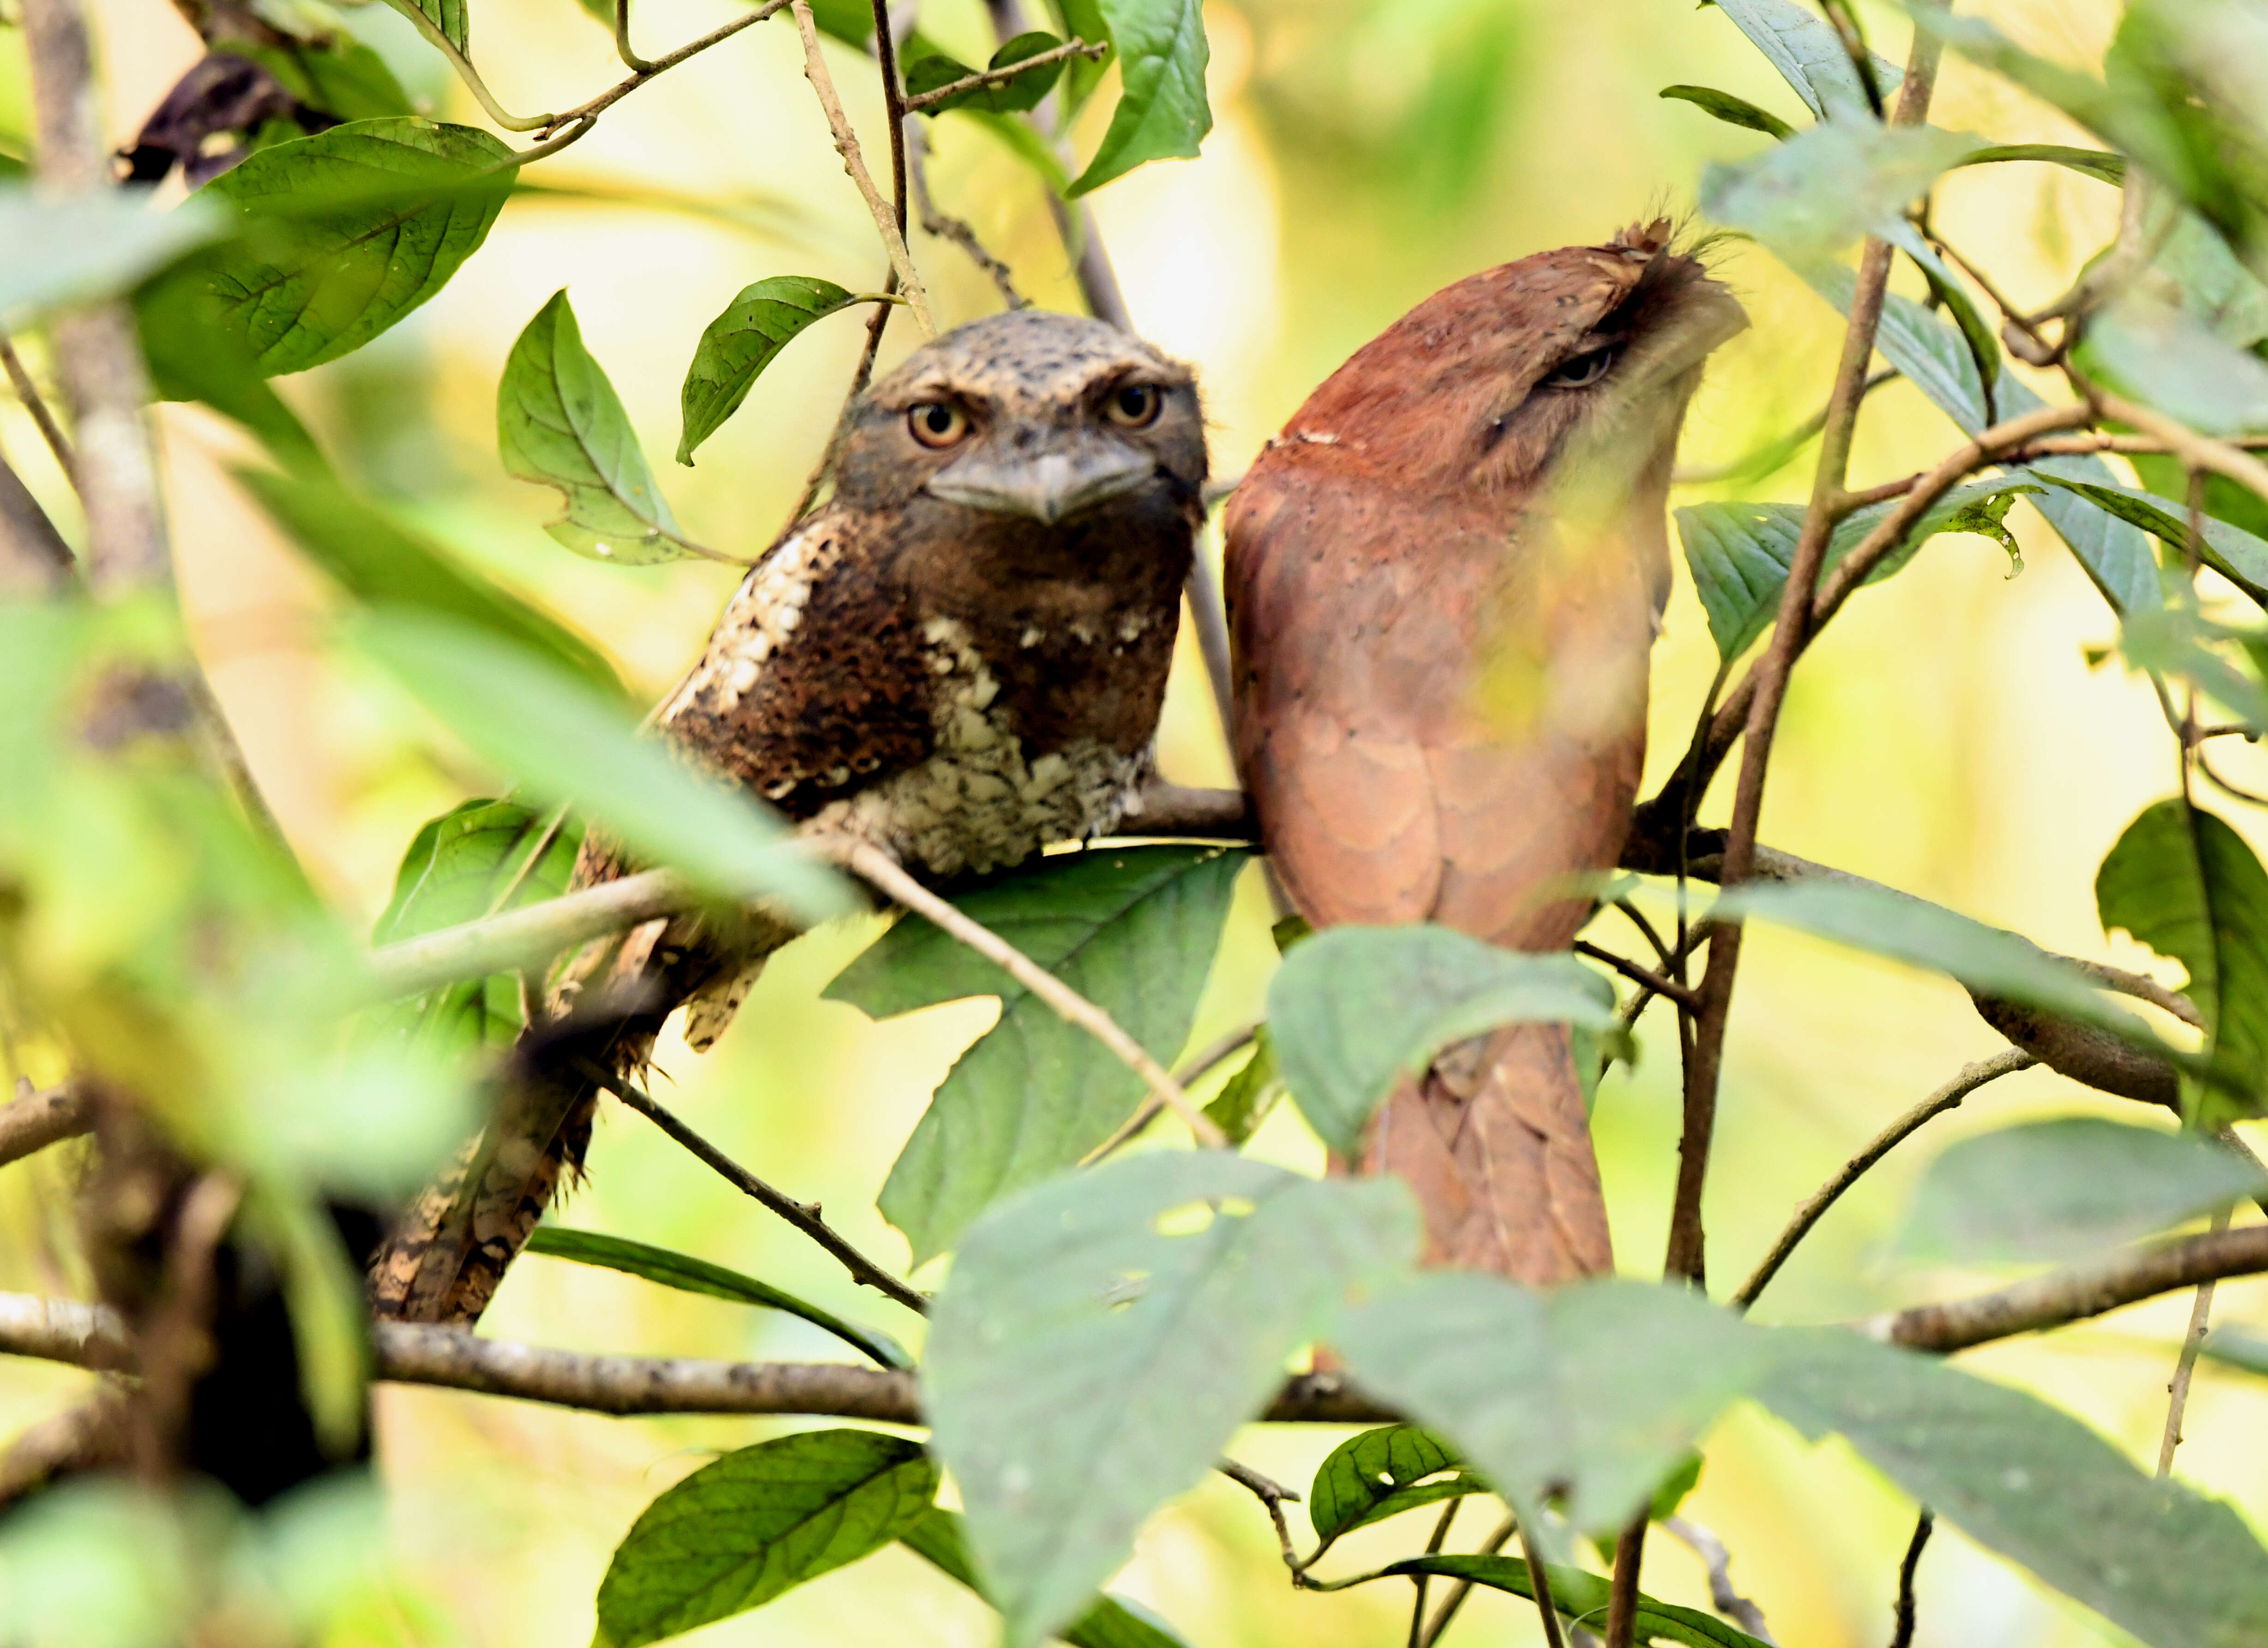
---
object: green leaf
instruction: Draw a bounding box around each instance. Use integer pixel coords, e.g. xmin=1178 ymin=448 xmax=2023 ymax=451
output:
xmin=1700 ymin=118 xmax=1976 ymax=261
xmin=352 ymin=609 xmax=854 ymax=923
xmin=2115 ymin=608 xmax=2268 ymax=731
xmin=524 ymin=1226 xmax=912 ymax=1367
xmin=1065 ymin=0 xmax=1209 ymax=198
xmin=195 ymin=117 xmax=512 ymax=375
xmin=138 ymin=266 xmax=325 ymax=471
xmin=806 ymin=0 xmax=875 ymax=47
xmin=592 ymin=1429 xmax=937 ymax=1648
xmin=899 ymin=1507 xmax=1197 ymax=1648
xmin=1306 ymin=1426 xmax=1486 ymax=1549
xmin=677 ymin=276 xmax=859 ymax=465
xmin=382 ymin=0 xmax=469 ymax=55
xmin=924 ymin=1152 xmax=1417 ymax=1648
xmin=1713 ymin=877 xmax=2196 ymax=1072
xmin=2086 ymin=295 xmax=2268 ymax=437
xmin=1898 ymin=1116 xmax=2265 ymax=1263
xmin=1048 ymin=0 xmax=1113 ymax=118
xmin=2037 ymin=475 xmax=2268 ymax=610
xmin=1955 ymin=143 xmax=2127 ymax=185
xmin=1657 ymin=84 xmax=1794 ymax=141
xmin=229 ymin=39 xmax=416 ymax=123
xmin=1266 ymin=925 xmax=1618 ymax=1159
xmin=2098 ymin=797 xmax=2268 ymax=1123
xmin=1381 ymin=1554 xmax=1771 ymax=1648
xmin=237 ymin=466 xmax=622 ymax=695
xmin=1799 ymin=272 xmax=2159 ymax=615
xmin=0 ymin=186 xmax=223 ymax=325
xmin=1756 ymin=1328 xmax=2268 ymax=1648
xmin=907 ymin=33 xmax=1070 ymax=115
xmin=2200 ymin=1327 xmax=2268 ymax=1379
xmin=1677 ymin=478 xmax=2041 ymax=664
xmin=500 ymin=290 xmax=711 ymax=563
xmin=1335 ymin=1275 xmax=1767 ymax=1538
xmin=828 ymin=845 xmax=1248 ymax=1262
xmin=1649 ymin=1451 xmax=1703 ymax=1522
xmin=1883 ymin=222 xmax=2001 ymax=419
xmin=1201 ymin=1025 xmax=1279 ymax=1145
xmin=1709 ymin=0 xmax=1903 ymax=120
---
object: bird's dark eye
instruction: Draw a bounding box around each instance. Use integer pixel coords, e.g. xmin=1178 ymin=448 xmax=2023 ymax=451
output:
xmin=1104 ymin=384 xmax=1163 ymax=428
xmin=908 ymin=401 xmax=972 ymax=449
xmin=1542 ymin=345 xmax=1622 ymax=390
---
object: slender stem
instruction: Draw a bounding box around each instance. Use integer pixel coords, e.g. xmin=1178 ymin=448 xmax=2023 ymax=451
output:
xmin=1575 ymin=941 xmax=1702 ymax=1009
xmin=1733 ymin=1050 xmax=2035 ymax=1312
xmin=1407 ymin=1500 xmax=1461 ymax=1648
xmin=372 ymin=866 xmax=694 ymax=998
xmin=902 ymin=37 xmax=1108 ymax=112
xmin=0 ymin=440 xmax=76 ymax=593
xmin=1419 ymin=1512 xmax=1518 ymax=1648
xmin=1661 ymin=1517 xmax=1775 ymax=1644
xmin=2157 ymin=1205 xmax=2230 ymax=1477
xmin=1889 ymin=1510 xmax=1932 ymax=1648
xmin=611 ymin=0 xmax=656 ymax=73
xmin=377 ymin=0 xmax=554 ymax=130
xmin=0 ymin=330 xmax=77 ymax=487
xmin=816 ymin=834 xmax=1226 ymax=1145
xmin=579 ymin=1057 xmax=931 ymax=1314
xmin=908 ymin=118 xmax=1026 ymax=308
xmin=1083 ymin=1024 xmax=1260 ymax=1164
xmin=1219 ymin=1455 xmax=1308 ymax=1571
xmin=1521 ymin=1519 xmax=1572 ymax=1648
xmin=2086 ymin=384 xmax=2268 ymax=507
xmin=791 ymin=0 xmax=936 ymax=336
xmin=869 ymin=0 xmax=909 ymax=242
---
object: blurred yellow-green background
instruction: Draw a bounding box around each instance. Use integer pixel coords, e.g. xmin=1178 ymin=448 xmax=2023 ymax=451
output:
xmin=4 ymin=0 xmax=2266 ymax=1642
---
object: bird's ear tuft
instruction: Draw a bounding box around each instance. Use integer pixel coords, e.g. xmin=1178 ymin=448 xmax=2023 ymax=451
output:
xmin=1613 ymin=216 xmax=1676 ymax=256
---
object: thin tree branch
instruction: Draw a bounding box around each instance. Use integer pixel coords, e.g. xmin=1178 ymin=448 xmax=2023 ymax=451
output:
xmin=1218 ymin=1456 xmax=1310 ymax=1574
xmin=580 ymin=1058 xmax=930 ymax=1315
xmin=0 ymin=1080 xmax=91 ymax=1169
xmin=908 ymin=115 xmax=1026 ymax=308
xmin=2084 ymin=386 xmax=2268 ymax=508
xmin=1874 ymin=1221 xmax=2268 ymax=1353
xmin=1575 ymin=941 xmax=1702 ymax=1009
xmin=1661 ymin=1517 xmax=1775 ymax=1644
xmin=0 ymin=1290 xmax=133 ymax=1369
xmin=1084 ymin=1023 xmax=1260 ymax=1164
xmin=1888 ymin=1510 xmax=1932 ymax=1648
xmin=1520 ymin=1518 xmax=1572 ymax=1648
xmin=2157 ymin=1205 xmax=2229 ymax=1478
xmin=0 ymin=329 xmax=78 ymax=485
xmin=1603 ymin=1512 xmax=1648 ymax=1648
xmin=790 ymin=0 xmax=936 ymax=336
xmin=1407 ymin=1499 xmax=1461 ymax=1648
xmin=816 ymin=834 xmax=1226 ymax=1146
xmin=0 ymin=439 xmax=76 ymax=593
xmin=1733 ymin=1050 xmax=2036 ymax=1312
xmin=1418 ymin=1512 xmax=1520 ymax=1648
xmin=902 ymin=37 xmax=1109 ymax=112
xmin=610 ymin=0 xmax=656 ymax=74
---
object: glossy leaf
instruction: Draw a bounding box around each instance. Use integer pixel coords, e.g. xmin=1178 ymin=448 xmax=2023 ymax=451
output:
xmin=354 ymin=610 xmax=854 ymax=923
xmin=1336 ymin=1275 xmax=1767 ymax=1537
xmin=524 ymin=1226 xmax=912 ymax=1367
xmin=906 ymin=33 xmax=1070 ymax=116
xmin=0 ymin=186 xmax=223 ymax=325
xmin=1700 ymin=118 xmax=1976 ymax=261
xmin=1202 ymin=1026 xmax=1279 ymax=1145
xmin=1800 ymin=271 xmax=2159 ymax=615
xmin=677 ymin=276 xmax=859 ymax=465
xmin=2098 ymin=797 xmax=2268 ymax=1123
xmin=1899 ymin=1116 xmax=2265 ymax=1263
xmin=1383 ymin=1554 xmax=1770 ymax=1648
xmin=1657 ymin=84 xmax=1793 ymax=141
xmin=1306 ymin=1426 xmax=1485 ymax=1549
xmin=899 ymin=1507 xmax=1196 ymax=1648
xmin=1066 ymin=0 xmax=1210 ymax=197
xmin=829 ymin=845 xmax=1248 ymax=1262
xmin=238 ymin=465 xmax=622 ymax=694
xmin=925 ymin=1152 xmax=1417 ymax=1648
xmin=1756 ymin=1329 xmax=2268 ymax=1648
xmin=1267 ymin=925 xmax=1617 ymax=1158
xmin=500 ymin=290 xmax=710 ymax=563
xmin=592 ymin=1430 xmax=936 ymax=1648
xmin=1710 ymin=0 xmax=1903 ymax=120
xmin=1678 ymin=478 xmax=2039 ymax=664
xmin=196 ymin=117 xmax=512 ymax=375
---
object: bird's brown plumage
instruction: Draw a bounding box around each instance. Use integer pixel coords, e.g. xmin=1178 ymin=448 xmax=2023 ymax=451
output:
xmin=1226 ymin=224 xmax=1745 ymax=1283
xmin=372 ymin=311 xmax=1208 ymax=1324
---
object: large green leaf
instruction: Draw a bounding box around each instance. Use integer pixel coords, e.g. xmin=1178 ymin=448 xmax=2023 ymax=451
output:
xmin=924 ymin=1152 xmax=1417 ymax=1648
xmin=1700 ymin=118 xmax=1976 ymax=262
xmin=238 ymin=466 xmax=622 ymax=695
xmin=1709 ymin=0 xmax=1902 ymax=119
xmin=194 ymin=117 xmax=511 ymax=375
xmin=899 ymin=1507 xmax=1197 ymax=1648
xmin=524 ymin=1226 xmax=912 ymax=1367
xmin=1334 ymin=1275 xmax=1766 ymax=1538
xmin=1265 ymin=925 xmax=1617 ymax=1159
xmin=0 ymin=186 xmax=223 ymax=325
xmin=1066 ymin=0 xmax=1209 ymax=197
xmin=1678 ymin=477 xmax=2038 ymax=664
xmin=1382 ymin=1554 xmax=1771 ymax=1648
xmin=592 ymin=1430 xmax=937 ymax=1648
xmin=353 ymin=609 xmax=853 ymax=923
xmin=1898 ymin=1116 xmax=2265 ymax=1263
xmin=1756 ymin=1329 xmax=2268 ymax=1648
xmin=2098 ymin=797 xmax=2268 ymax=1123
xmin=138 ymin=269 xmax=324 ymax=469
xmin=1800 ymin=273 xmax=2159 ymax=615
xmin=1305 ymin=1426 xmax=1486 ymax=1550
xmin=2033 ymin=475 xmax=2268 ymax=610
xmin=499 ymin=289 xmax=708 ymax=563
xmin=828 ymin=845 xmax=1247 ymax=1262
xmin=677 ymin=275 xmax=860 ymax=465
xmin=2086 ymin=296 xmax=2268 ymax=437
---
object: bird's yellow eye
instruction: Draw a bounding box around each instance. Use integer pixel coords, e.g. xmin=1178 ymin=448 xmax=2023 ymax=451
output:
xmin=1104 ymin=383 xmax=1163 ymax=428
xmin=908 ymin=401 xmax=971 ymax=449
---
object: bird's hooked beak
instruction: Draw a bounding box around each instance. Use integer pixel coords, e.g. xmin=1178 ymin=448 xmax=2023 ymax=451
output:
xmin=924 ymin=427 xmax=1156 ymax=525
